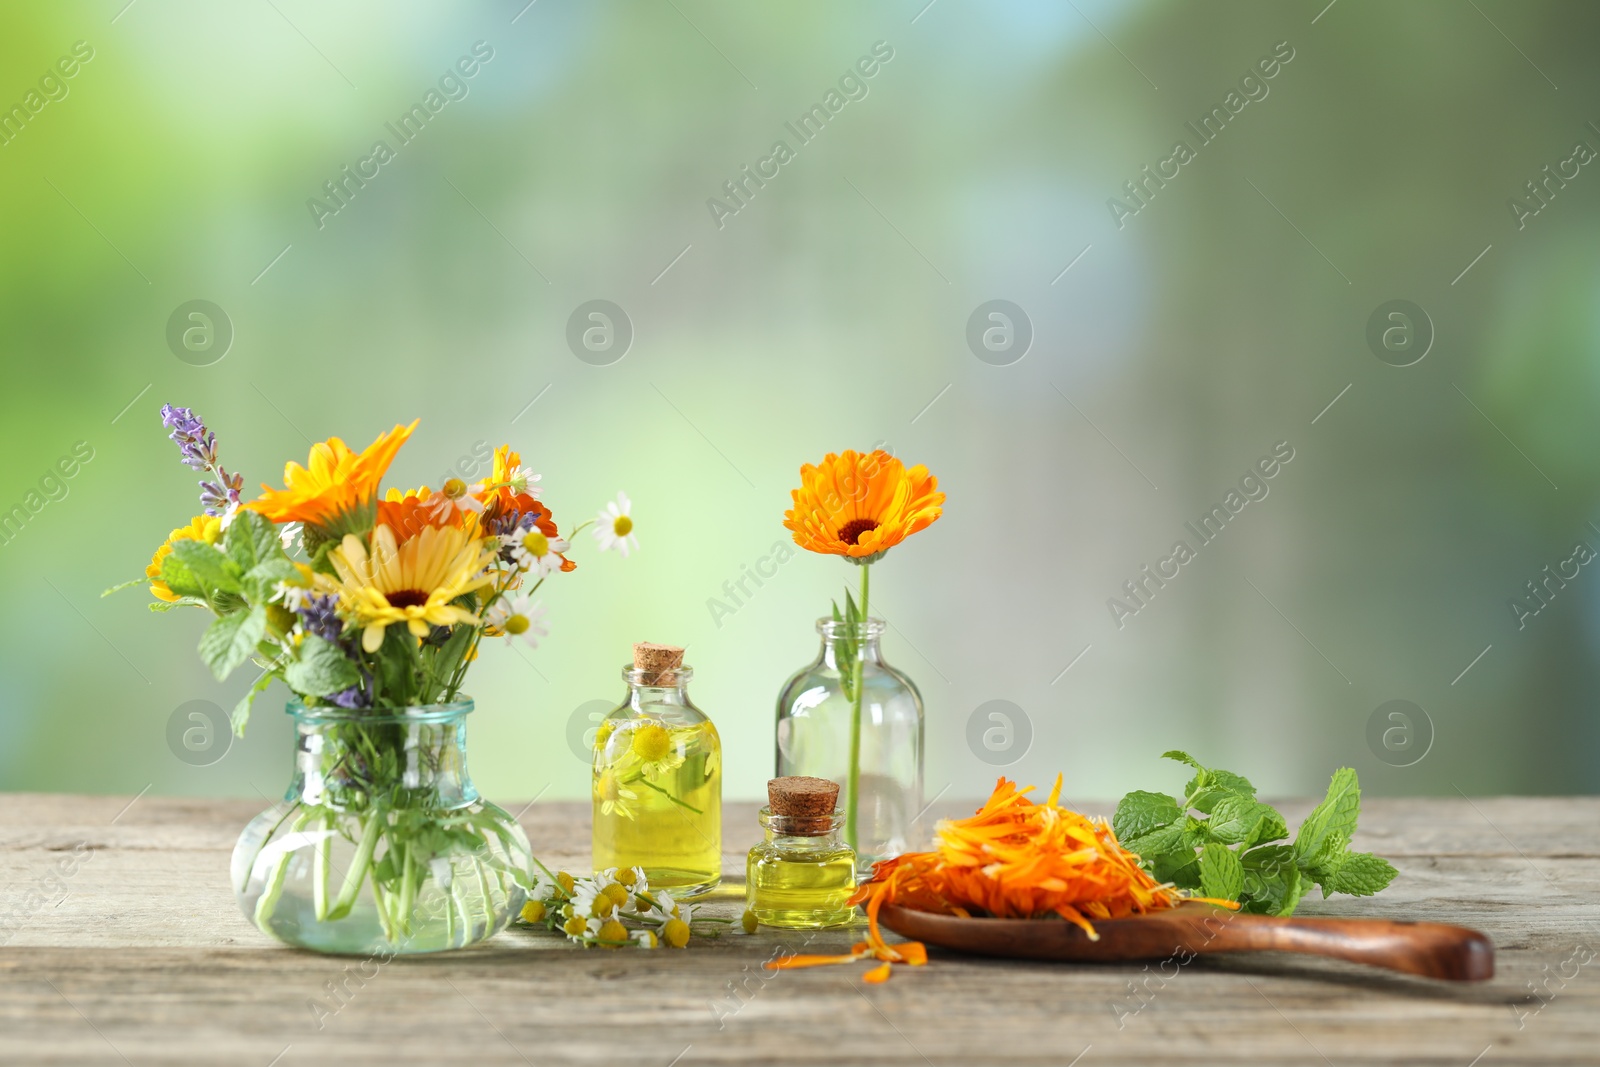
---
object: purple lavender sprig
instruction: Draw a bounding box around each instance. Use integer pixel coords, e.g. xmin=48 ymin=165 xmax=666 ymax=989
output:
xmin=161 ymin=404 xmax=244 ymax=516
xmin=296 ymin=593 xmax=344 ymax=645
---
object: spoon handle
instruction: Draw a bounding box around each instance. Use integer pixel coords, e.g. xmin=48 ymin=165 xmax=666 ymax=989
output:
xmin=1171 ymin=909 xmax=1494 ymax=981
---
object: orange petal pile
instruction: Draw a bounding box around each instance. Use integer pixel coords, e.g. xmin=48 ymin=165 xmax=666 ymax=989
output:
xmin=769 ymin=775 xmax=1222 ymax=982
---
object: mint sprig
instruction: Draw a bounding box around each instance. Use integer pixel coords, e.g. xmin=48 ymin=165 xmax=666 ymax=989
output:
xmin=1112 ymin=751 xmax=1397 ymax=916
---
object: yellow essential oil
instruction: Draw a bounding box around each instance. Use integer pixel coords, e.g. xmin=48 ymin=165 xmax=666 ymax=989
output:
xmin=746 ymin=777 xmax=857 ymax=929
xmin=592 ymin=644 xmax=721 ymax=897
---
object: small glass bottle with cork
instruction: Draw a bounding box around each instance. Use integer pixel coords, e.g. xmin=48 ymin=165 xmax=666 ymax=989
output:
xmin=746 ymin=776 xmax=857 ymax=929
xmin=592 ymin=642 xmax=722 ymax=897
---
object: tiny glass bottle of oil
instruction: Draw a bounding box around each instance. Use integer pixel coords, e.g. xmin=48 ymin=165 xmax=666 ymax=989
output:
xmin=592 ymin=643 xmax=722 ymax=897
xmin=746 ymin=776 xmax=857 ymax=929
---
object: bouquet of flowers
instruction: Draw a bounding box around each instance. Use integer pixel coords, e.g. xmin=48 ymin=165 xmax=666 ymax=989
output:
xmin=118 ymin=404 xmax=638 ymax=952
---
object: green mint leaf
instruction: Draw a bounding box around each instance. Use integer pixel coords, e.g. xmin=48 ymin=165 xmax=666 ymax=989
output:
xmin=241 ymin=558 xmax=300 ymax=604
xmin=1241 ymin=844 xmax=1296 ymax=874
xmin=159 ymin=553 xmax=206 ymax=600
xmin=1204 ymin=795 xmax=1279 ymax=845
xmin=224 ymin=509 xmax=281 ymax=574
xmin=1186 ymin=767 xmax=1256 ymax=812
xmin=1274 ymin=866 xmax=1307 ymax=916
xmin=1153 ymin=852 xmax=1202 ymax=890
xmin=1325 ymin=852 xmax=1398 ymax=897
xmin=101 ymin=577 xmax=149 ymax=596
xmin=169 ymin=538 xmax=242 ymax=599
xmin=1199 ymin=843 xmax=1244 ymax=901
xmin=198 ymin=607 xmax=268 ymax=681
xmin=231 ymin=670 xmax=276 ymax=736
xmin=284 ymin=634 xmax=361 ymax=698
xmin=1251 ymin=808 xmax=1289 ymax=847
xmin=1162 ymin=750 xmax=1205 ymax=772
xmin=1294 ymin=767 xmax=1362 ymax=868
xmin=1112 ymin=790 xmax=1182 ymax=843
xmin=1123 ymin=822 xmax=1188 ymax=858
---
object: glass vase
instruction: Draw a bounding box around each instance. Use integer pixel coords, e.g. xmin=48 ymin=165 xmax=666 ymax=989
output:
xmin=775 ymin=617 xmax=924 ymax=875
xmin=592 ymin=666 xmax=722 ymax=898
xmin=231 ymin=700 xmax=532 ymax=955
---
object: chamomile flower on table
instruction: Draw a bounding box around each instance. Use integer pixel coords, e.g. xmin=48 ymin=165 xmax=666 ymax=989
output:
xmin=511 ymin=529 xmax=569 ymax=577
xmin=628 ymin=720 xmax=686 ymax=779
xmin=593 ymin=491 xmax=638 ymax=556
xmin=484 ymin=594 xmax=547 ymax=649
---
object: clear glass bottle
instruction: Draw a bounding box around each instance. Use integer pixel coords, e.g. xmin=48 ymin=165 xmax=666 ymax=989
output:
xmin=746 ymin=777 xmax=857 ymax=929
xmin=776 ymin=617 xmax=923 ymax=876
xmin=592 ymin=644 xmax=722 ymax=897
xmin=231 ymin=700 xmax=532 ymax=955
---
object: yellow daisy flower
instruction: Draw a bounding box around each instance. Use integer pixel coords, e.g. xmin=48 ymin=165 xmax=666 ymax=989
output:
xmin=317 ymin=522 xmax=494 ymax=652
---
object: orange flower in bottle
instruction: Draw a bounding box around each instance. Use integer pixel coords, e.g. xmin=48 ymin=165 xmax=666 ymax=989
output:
xmin=783 ymin=449 xmax=943 ymax=562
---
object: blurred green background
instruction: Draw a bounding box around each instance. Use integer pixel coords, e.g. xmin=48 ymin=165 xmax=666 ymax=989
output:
xmin=2 ymin=0 xmax=1597 ymax=806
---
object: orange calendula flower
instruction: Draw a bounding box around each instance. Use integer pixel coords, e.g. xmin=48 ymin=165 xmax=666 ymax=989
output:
xmin=246 ymin=420 xmax=418 ymax=536
xmin=377 ymin=486 xmax=464 ymax=542
xmin=146 ymin=514 xmax=224 ymax=602
xmin=783 ymin=449 xmax=943 ymax=561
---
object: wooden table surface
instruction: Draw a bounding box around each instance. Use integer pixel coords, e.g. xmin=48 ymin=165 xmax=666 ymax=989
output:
xmin=2 ymin=793 xmax=1597 ymax=1066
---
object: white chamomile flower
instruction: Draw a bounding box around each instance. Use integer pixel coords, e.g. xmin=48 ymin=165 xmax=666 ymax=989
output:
xmin=505 ymin=465 xmax=541 ymax=498
xmin=511 ymin=529 xmax=569 ymax=577
xmin=633 ymin=929 xmax=659 ymax=949
xmin=423 ymin=478 xmax=486 ymax=523
xmin=645 ymin=888 xmax=696 ymax=924
xmin=279 ymin=522 xmax=303 ymax=554
xmin=485 ymin=594 xmax=548 ymax=649
xmin=618 ymin=866 xmax=649 ymax=896
xmin=570 ymin=879 xmax=612 ymax=922
xmin=275 ymin=583 xmax=310 ymax=611
xmin=593 ymin=492 xmax=638 ymax=557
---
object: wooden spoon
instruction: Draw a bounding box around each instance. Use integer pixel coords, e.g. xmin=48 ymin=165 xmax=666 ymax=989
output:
xmin=878 ymin=901 xmax=1494 ymax=981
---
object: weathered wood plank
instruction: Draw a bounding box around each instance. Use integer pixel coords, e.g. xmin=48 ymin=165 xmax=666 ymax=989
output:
xmin=1 ymin=794 xmax=1597 ymax=1066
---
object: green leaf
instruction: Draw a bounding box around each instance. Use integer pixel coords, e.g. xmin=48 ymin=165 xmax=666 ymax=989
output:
xmin=101 ymin=577 xmax=149 ymax=596
xmin=159 ymin=553 xmax=206 ymax=599
xmin=1112 ymin=790 xmax=1183 ymax=843
xmin=1241 ymin=844 xmax=1296 ymax=875
xmin=1162 ymin=750 xmax=1205 ymax=772
xmin=241 ymin=558 xmax=300 ymax=603
xmin=225 ymin=509 xmax=281 ymax=574
xmin=170 ymin=538 xmax=242 ymax=598
xmin=284 ymin=635 xmax=361 ymax=698
xmin=1251 ymin=808 xmax=1289 ymax=847
xmin=1294 ymin=767 xmax=1362 ymax=868
xmin=1123 ymin=822 xmax=1188 ymax=858
xmin=1274 ymin=866 xmax=1306 ymax=916
xmin=232 ymin=670 xmax=276 ymax=736
xmin=1204 ymin=795 xmax=1279 ymax=845
xmin=1199 ymin=842 xmax=1244 ymax=901
xmin=1325 ymin=852 xmax=1398 ymax=898
xmin=149 ymin=597 xmax=205 ymax=612
xmin=199 ymin=607 xmax=268 ymax=681
xmin=1152 ymin=851 xmax=1202 ymax=890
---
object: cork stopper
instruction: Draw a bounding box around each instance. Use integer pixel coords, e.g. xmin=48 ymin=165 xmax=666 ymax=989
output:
xmin=767 ymin=776 xmax=841 ymax=835
xmin=633 ymin=642 xmax=685 ymax=686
